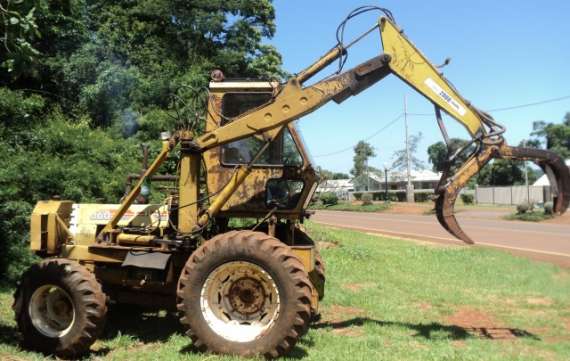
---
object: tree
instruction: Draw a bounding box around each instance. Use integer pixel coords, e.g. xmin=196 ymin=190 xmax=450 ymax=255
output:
xmin=391 ymin=132 xmax=424 ymax=171
xmin=0 ymin=0 xmax=40 ymax=75
xmin=476 ymin=159 xmax=525 ymax=186
xmin=317 ymin=168 xmax=350 ymax=182
xmin=519 ymin=138 xmax=541 ymax=149
xmin=530 ymin=114 xmax=570 ymax=159
xmin=351 ymin=141 xmax=376 ymax=177
xmin=0 ymin=0 xmax=285 ymax=286
xmin=427 ymin=138 xmax=469 ymax=172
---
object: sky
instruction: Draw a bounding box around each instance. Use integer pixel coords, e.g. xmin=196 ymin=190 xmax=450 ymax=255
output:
xmin=268 ymin=0 xmax=570 ymax=173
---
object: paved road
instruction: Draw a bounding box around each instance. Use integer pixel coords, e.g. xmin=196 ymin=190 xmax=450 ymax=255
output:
xmin=312 ymin=210 xmax=570 ymax=267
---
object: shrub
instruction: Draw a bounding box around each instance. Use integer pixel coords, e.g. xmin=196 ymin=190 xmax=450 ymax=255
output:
xmin=460 ymin=193 xmax=474 ymax=205
xmin=544 ymin=201 xmax=554 ymax=215
xmin=415 ymin=192 xmax=432 ymax=203
xmin=320 ymin=192 xmax=338 ymax=206
xmin=361 ymin=193 xmax=373 ymax=206
xmin=516 ymin=202 xmax=534 ymax=214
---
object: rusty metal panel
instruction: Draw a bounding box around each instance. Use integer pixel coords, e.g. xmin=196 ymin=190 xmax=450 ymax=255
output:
xmin=202 ymin=91 xmax=318 ymax=220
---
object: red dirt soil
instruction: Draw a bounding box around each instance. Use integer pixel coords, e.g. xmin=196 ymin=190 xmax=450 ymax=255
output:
xmin=445 ymin=307 xmax=517 ymax=340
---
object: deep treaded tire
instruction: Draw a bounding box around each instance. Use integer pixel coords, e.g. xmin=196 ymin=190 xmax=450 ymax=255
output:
xmin=13 ymin=259 xmax=107 ymax=358
xmin=177 ymin=230 xmax=312 ymax=358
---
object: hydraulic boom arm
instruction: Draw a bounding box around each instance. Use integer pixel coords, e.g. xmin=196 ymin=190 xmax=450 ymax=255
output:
xmin=99 ymin=14 xmax=569 ymax=245
xmin=192 ymin=17 xmax=570 ymax=243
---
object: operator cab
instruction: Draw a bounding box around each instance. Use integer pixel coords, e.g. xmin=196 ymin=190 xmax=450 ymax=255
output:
xmin=204 ymin=81 xmax=318 ymax=220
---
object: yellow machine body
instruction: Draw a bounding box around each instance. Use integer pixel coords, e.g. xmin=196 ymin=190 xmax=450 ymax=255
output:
xmin=379 ymin=18 xmax=482 ymax=136
xmin=27 ymin=15 xmax=569 ymax=311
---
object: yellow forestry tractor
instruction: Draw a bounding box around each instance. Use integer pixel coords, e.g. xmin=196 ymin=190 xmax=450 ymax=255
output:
xmin=13 ymin=6 xmax=569 ymax=359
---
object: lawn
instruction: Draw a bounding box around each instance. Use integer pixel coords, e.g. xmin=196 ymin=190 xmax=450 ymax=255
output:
xmin=310 ymin=201 xmax=392 ymax=212
xmin=1 ymin=223 xmax=569 ymax=360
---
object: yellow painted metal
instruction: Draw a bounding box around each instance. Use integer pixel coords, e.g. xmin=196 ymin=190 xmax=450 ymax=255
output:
xmin=291 ymin=245 xmax=314 ymax=272
xmin=99 ymin=136 xmax=175 ymax=240
xmin=198 ymin=81 xmax=335 ymax=150
xmin=178 ymin=135 xmax=201 ymax=233
xmin=197 ymin=165 xmax=253 ymax=226
xmin=297 ymin=46 xmax=343 ymax=84
xmin=30 ymin=200 xmax=73 ymax=254
xmin=379 ymin=18 xmax=482 ymax=136
xmin=196 ymin=81 xmax=305 ymax=150
xmin=61 ymin=244 xmax=124 ymax=263
xmin=291 ymin=245 xmax=317 ymax=311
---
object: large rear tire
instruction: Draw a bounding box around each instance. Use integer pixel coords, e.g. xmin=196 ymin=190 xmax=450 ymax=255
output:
xmin=177 ymin=230 xmax=312 ymax=358
xmin=13 ymin=259 xmax=107 ymax=358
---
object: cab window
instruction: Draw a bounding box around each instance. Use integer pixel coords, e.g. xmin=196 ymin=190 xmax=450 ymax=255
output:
xmin=221 ymin=92 xmax=303 ymax=167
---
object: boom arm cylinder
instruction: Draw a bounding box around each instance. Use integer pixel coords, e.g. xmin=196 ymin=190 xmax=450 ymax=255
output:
xmin=296 ymin=47 xmax=344 ymax=84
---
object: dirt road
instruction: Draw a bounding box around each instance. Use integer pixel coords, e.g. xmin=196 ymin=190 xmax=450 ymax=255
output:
xmin=312 ymin=209 xmax=570 ymax=267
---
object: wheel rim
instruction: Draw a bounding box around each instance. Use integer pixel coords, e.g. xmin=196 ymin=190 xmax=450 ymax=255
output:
xmin=200 ymin=261 xmax=280 ymax=343
xmin=28 ymin=285 xmax=76 ymax=338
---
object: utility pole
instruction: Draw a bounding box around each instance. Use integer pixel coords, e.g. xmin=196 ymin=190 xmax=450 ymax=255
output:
xmin=404 ymin=95 xmax=414 ymax=202
xmin=383 ymin=163 xmax=389 ymax=203
xmin=366 ymin=158 xmax=370 ymax=191
xmin=523 ymin=140 xmax=530 ymax=203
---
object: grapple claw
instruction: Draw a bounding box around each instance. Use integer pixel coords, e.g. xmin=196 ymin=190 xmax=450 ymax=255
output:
xmin=501 ymin=146 xmax=570 ymax=214
xmin=434 ymin=144 xmax=496 ymax=244
xmin=435 ymin=190 xmax=474 ymax=244
xmin=434 ymin=142 xmax=570 ymax=244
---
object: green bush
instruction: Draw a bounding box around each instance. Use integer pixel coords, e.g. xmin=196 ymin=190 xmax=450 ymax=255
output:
xmin=460 ymin=193 xmax=474 ymax=205
xmin=320 ymin=192 xmax=339 ymax=206
xmin=0 ymin=113 xmax=141 ymax=286
xmin=516 ymin=202 xmax=534 ymax=214
xmin=415 ymin=192 xmax=432 ymax=203
xmin=361 ymin=193 xmax=373 ymax=206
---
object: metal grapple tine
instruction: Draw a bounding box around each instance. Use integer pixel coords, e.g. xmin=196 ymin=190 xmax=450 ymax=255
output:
xmin=435 ymin=145 xmax=497 ymax=244
xmin=500 ymin=146 xmax=570 ymax=214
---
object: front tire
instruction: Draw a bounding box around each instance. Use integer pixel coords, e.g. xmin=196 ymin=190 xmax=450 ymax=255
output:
xmin=13 ymin=259 xmax=107 ymax=358
xmin=177 ymin=230 xmax=312 ymax=358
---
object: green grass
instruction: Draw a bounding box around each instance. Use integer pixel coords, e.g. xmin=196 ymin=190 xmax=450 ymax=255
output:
xmin=504 ymin=211 xmax=554 ymax=222
xmin=2 ymin=223 xmax=570 ymax=360
xmin=311 ymin=201 xmax=392 ymax=212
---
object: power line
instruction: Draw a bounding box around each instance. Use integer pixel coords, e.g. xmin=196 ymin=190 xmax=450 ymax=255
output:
xmin=313 ymin=113 xmax=403 ymax=157
xmin=312 ymin=93 xmax=570 ymax=159
xmin=486 ymin=94 xmax=570 ymax=112
xmin=403 ymin=94 xmax=570 ymax=116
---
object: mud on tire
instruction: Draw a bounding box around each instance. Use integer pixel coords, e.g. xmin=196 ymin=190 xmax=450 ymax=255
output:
xmin=13 ymin=259 xmax=107 ymax=358
xmin=177 ymin=230 xmax=312 ymax=358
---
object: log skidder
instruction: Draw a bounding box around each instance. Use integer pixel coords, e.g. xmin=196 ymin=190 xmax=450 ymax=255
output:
xmin=13 ymin=259 xmax=107 ymax=358
xmin=176 ymin=231 xmax=313 ymax=358
xmin=14 ymin=4 xmax=570 ymax=360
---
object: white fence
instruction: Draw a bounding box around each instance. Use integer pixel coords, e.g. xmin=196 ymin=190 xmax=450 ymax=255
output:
xmin=475 ymin=186 xmax=549 ymax=205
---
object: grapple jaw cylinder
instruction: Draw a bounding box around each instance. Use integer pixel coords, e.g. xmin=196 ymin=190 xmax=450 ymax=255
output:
xmin=435 ymin=143 xmax=570 ymax=244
